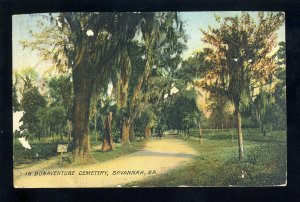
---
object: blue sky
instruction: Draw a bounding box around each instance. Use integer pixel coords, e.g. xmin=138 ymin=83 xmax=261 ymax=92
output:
xmin=13 ymin=14 xmax=50 ymax=73
xmin=12 ymin=12 xmax=285 ymax=74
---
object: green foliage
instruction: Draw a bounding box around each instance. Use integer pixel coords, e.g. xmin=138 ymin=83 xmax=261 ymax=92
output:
xmin=20 ymin=87 xmax=47 ymax=138
xmin=187 ymin=128 xmax=286 ymax=143
xmin=182 ymin=111 xmax=200 ymax=129
xmin=135 ymin=110 xmax=156 ymax=135
xmin=13 ymin=67 xmax=39 ymax=97
xmin=241 ymin=41 xmax=287 ymax=132
xmin=20 ymin=12 xmax=188 ymax=149
xmin=50 ymin=106 xmax=67 ymax=132
xmin=16 ymin=12 xmax=286 ymax=169
xmin=127 ymin=42 xmax=147 ymax=98
xmin=207 ymin=94 xmax=231 ymax=129
xmin=89 ymin=94 xmax=122 ymax=141
xmin=176 ymin=52 xmax=206 ymax=83
xmin=13 ymin=138 xmax=145 ymax=167
xmin=178 ymin=12 xmax=286 ymax=160
xmin=113 ymin=12 xmax=188 ymax=140
xmin=48 ymin=74 xmax=73 ymax=110
xmin=273 ymin=41 xmax=286 ymax=129
xmin=200 ymin=11 xmax=285 ymax=112
xmin=163 ymin=92 xmax=201 ymax=130
xmin=45 ymin=74 xmax=73 ymax=137
xmin=12 ymin=84 xmax=20 ymax=112
xmin=128 ymin=130 xmax=286 ymax=186
xmin=215 ymin=142 xmax=286 ymax=186
xmin=14 ymin=139 xmax=68 ymax=166
xmin=35 ymin=104 xmax=67 ymax=139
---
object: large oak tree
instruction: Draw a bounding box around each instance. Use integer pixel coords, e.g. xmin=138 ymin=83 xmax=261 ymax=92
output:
xmin=23 ymin=12 xmax=150 ymax=163
xmin=199 ymin=12 xmax=284 ymax=160
xmin=119 ymin=12 xmax=186 ymax=144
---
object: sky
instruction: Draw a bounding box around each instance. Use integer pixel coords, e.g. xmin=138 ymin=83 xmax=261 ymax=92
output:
xmin=12 ymin=12 xmax=286 ymax=75
xmin=179 ymin=11 xmax=285 ymax=59
xmin=12 ymin=14 xmax=52 ymax=75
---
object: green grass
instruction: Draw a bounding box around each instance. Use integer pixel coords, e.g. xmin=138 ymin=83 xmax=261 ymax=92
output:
xmin=127 ymin=129 xmax=286 ymax=187
xmin=91 ymin=140 xmax=146 ymax=163
xmin=13 ymin=135 xmax=146 ymax=168
xmin=187 ymin=128 xmax=286 ymax=142
xmin=13 ymin=138 xmax=68 ymax=167
xmin=14 ymin=129 xmax=286 ymax=186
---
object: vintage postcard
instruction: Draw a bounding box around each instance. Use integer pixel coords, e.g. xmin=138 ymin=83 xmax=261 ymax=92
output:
xmin=13 ymin=11 xmax=286 ymax=188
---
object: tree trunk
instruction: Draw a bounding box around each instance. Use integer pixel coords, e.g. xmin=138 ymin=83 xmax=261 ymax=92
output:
xmin=198 ymin=122 xmax=202 ymax=144
xmin=145 ymin=124 xmax=151 ymax=139
xmin=72 ymin=70 xmax=94 ymax=164
xmin=235 ymin=104 xmax=244 ymax=160
xmin=129 ymin=122 xmax=135 ymax=142
xmin=116 ymin=51 xmax=132 ymax=145
xmin=152 ymin=127 xmax=155 ymax=137
xmin=221 ymin=121 xmax=224 ymax=132
xmin=262 ymin=125 xmax=266 ymax=136
xmin=259 ymin=122 xmax=267 ymax=136
xmin=121 ymin=118 xmax=130 ymax=145
xmin=102 ymin=112 xmax=114 ymax=151
xmin=122 ymin=36 xmax=154 ymax=143
xmin=94 ymin=110 xmax=98 ymax=142
xmin=67 ymin=119 xmax=72 ymax=142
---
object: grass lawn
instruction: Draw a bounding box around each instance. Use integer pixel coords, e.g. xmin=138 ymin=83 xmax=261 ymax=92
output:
xmin=127 ymin=129 xmax=286 ymax=187
xmin=14 ymin=129 xmax=286 ymax=187
xmin=13 ymin=136 xmax=146 ymax=168
xmin=13 ymin=138 xmax=69 ymax=167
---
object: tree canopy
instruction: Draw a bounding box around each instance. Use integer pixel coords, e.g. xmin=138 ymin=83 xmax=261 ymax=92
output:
xmin=14 ymin=12 xmax=286 ymax=164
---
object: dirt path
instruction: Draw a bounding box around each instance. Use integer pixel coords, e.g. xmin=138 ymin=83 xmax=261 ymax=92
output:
xmin=14 ymin=157 xmax=59 ymax=179
xmin=14 ymin=135 xmax=198 ymax=188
